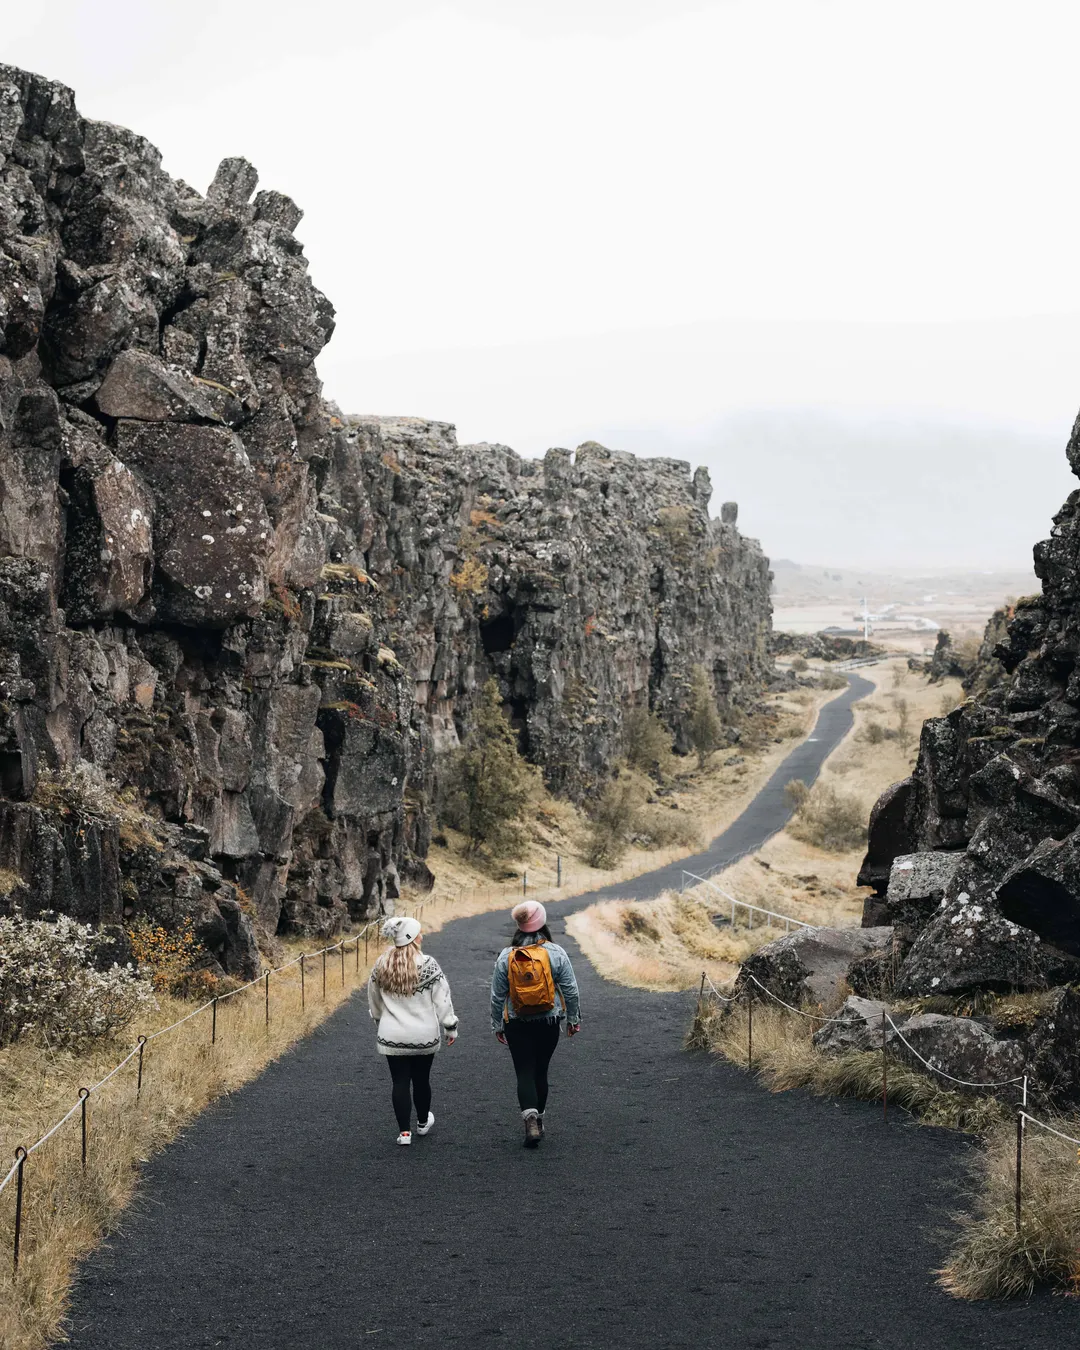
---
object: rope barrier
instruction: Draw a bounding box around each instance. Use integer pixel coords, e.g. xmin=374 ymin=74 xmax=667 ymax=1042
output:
xmin=743 ymin=972 xmax=849 ymax=1024
xmin=1019 ymin=1112 xmax=1080 ymax=1148
xmin=0 ymin=914 xmax=389 ymax=1213
xmin=883 ymin=1014 xmax=1025 ymax=1090
xmin=702 ymin=974 xmax=738 ymax=1004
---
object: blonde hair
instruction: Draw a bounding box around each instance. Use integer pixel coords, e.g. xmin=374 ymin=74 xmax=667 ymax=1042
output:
xmin=374 ymin=938 xmax=421 ymax=996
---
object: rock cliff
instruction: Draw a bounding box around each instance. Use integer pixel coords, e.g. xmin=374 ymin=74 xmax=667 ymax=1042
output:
xmin=0 ymin=66 xmax=772 ymax=970
xmin=836 ymin=425 xmax=1080 ymax=1101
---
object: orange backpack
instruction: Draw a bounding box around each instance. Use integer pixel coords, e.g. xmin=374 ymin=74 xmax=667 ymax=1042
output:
xmin=506 ymin=942 xmax=556 ymax=1016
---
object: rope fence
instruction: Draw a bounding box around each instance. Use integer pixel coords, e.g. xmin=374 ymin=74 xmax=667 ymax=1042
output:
xmin=0 ymin=908 xmax=404 ymax=1275
xmin=698 ymin=966 xmax=1078 ymax=1235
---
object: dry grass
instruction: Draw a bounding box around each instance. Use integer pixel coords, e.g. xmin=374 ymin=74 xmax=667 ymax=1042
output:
xmin=689 ymin=998 xmax=1005 ymax=1134
xmin=423 ymin=683 xmax=838 ymax=915
xmin=717 ymin=658 xmax=964 ymax=922
xmin=565 ymin=891 xmax=782 ymax=992
xmin=942 ymin=1117 xmax=1080 ymax=1299
xmin=0 ymin=928 xmax=391 ymax=1350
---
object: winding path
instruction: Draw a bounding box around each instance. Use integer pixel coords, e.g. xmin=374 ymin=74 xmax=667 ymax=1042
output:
xmin=66 ymin=675 xmax=1077 ymax=1349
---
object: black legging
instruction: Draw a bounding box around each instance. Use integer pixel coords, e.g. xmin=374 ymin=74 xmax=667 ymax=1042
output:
xmin=386 ymin=1054 xmax=434 ymax=1131
xmin=504 ymin=1018 xmax=561 ymax=1114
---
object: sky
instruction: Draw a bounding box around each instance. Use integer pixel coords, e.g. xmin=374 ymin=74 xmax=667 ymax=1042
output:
xmin=5 ymin=0 xmax=1080 ymax=569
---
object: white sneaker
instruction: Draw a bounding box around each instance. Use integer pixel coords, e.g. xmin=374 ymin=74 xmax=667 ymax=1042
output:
xmin=416 ymin=1112 xmax=435 ymax=1136
xmin=396 ymin=1131 xmax=412 ymax=1146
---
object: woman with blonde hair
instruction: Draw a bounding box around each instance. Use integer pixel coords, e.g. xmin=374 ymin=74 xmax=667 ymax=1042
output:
xmin=368 ymin=915 xmax=458 ymax=1145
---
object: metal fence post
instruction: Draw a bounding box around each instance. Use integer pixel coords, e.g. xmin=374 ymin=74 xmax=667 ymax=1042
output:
xmin=1015 ymin=1108 xmax=1024 ymax=1234
xmin=523 ymin=872 xmax=527 ymax=896
xmin=322 ymin=949 xmax=327 ymax=1000
xmin=340 ymin=943 xmax=345 ymax=986
xmin=136 ymin=1034 xmax=147 ymax=1101
xmin=557 ymin=855 xmax=562 ymax=887
xmin=12 ymin=1147 xmax=26 ymax=1275
xmin=355 ymin=936 xmax=360 ymax=972
xmin=881 ymin=1010 xmax=888 ymax=1122
xmin=79 ymin=1088 xmax=89 ymax=1169
xmin=300 ymin=953 xmax=306 ymax=1009
xmin=747 ymin=992 xmax=754 ymax=1070
xmin=265 ymin=970 xmax=270 ymax=1028
xmin=211 ymin=996 xmax=218 ymax=1045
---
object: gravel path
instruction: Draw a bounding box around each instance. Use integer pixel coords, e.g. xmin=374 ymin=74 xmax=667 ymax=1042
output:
xmin=65 ymin=674 xmax=1078 ymax=1348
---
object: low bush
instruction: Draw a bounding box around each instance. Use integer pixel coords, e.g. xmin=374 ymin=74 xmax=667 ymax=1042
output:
xmin=785 ymin=779 xmax=867 ymax=853
xmin=126 ymin=917 xmax=204 ymax=997
xmin=633 ymin=805 xmax=702 ymax=851
xmin=0 ymin=913 xmax=156 ymax=1047
xmin=583 ymin=771 xmax=646 ymax=867
xmin=623 ymin=706 xmax=673 ymax=775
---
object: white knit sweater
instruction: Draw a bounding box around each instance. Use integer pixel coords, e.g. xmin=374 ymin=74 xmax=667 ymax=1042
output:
xmin=367 ymin=955 xmax=459 ymax=1056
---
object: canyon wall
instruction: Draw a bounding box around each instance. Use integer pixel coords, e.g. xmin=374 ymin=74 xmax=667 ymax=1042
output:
xmin=0 ymin=65 xmax=772 ymax=971
xmin=860 ymin=449 xmax=1080 ymax=1001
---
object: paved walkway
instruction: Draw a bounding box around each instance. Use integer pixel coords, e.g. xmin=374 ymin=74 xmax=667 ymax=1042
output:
xmin=65 ymin=677 xmax=1078 ymax=1348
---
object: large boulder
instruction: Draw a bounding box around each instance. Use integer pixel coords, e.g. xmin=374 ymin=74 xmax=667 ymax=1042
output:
xmin=895 ymin=892 xmax=1047 ymax=996
xmin=889 ymin=1011 xmax=1027 ymax=1091
xmin=812 ymin=995 xmax=905 ymax=1054
xmin=997 ymin=828 xmax=1080 ymax=958
xmin=737 ymin=926 xmax=894 ymax=1009
xmin=857 ymin=777 xmax=914 ymax=904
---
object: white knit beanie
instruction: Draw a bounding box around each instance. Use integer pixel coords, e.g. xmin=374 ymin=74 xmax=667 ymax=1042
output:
xmin=381 ymin=915 xmax=421 ymax=947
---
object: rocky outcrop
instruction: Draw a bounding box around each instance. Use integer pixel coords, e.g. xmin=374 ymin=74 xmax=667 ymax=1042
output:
xmin=347 ymin=421 xmax=772 ymax=798
xmin=846 ymin=419 xmax=1080 ymax=1091
xmin=770 ymin=632 xmax=883 ymax=662
xmin=0 ymin=65 xmax=773 ymax=963
xmin=737 ymin=926 xmax=893 ymax=1009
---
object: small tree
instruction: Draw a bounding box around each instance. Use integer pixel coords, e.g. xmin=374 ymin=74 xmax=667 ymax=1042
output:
xmin=584 ymin=769 xmax=647 ymax=868
xmin=687 ymin=664 xmax=724 ymax=767
xmin=439 ymin=679 xmax=532 ymax=857
xmin=623 ymin=705 xmax=672 ymax=776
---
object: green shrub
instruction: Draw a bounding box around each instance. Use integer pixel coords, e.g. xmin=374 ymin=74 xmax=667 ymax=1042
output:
xmin=438 ymin=680 xmax=532 ymax=857
xmin=687 ymin=664 xmax=724 ymax=767
xmin=623 ymin=706 xmax=673 ymax=775
xmin=584 ymin=770 xmax=647 ymax=868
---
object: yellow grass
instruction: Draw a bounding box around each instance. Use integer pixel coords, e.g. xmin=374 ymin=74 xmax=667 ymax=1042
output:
xmin=0 ymin=925 xmax=397 ymax=1350
xmin=420 ymin=683 xmax=840 ymax=917
xmin=565 ymin=891 xmax=783 ymax=992
xmin=942 ymin=1116 xmax=1080 ymax=1298
xmin=690 ymin=997 xmax=1004 ymax=1134
xmin=718 ymin=657 xmax=963 ymax=924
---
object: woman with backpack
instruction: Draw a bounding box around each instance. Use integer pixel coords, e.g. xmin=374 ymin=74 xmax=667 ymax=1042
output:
xmin=368 ymin=915 xmax=458 ymax=1146
xmin=490 ymin=900 xmax=581 ymax=1148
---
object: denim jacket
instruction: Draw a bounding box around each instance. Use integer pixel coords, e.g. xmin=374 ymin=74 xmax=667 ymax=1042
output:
xmin=490 ymin=941 xmax=580 ymax=1034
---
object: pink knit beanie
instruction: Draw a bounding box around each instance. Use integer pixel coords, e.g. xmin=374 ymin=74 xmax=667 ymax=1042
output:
xmin=512 ymin=900 xmax=547 ymax=933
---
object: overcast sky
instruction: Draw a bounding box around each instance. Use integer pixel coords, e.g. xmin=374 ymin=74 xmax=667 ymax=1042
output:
xmin=6 ymin=0 xmax=1080 ymax=569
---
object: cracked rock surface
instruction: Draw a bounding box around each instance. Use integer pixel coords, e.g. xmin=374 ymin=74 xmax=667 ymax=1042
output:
xmin=0 ymin=65 xmax=772 ymax=967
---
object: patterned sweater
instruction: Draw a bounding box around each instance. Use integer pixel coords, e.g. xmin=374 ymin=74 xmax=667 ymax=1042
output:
xmin=367 ymin=955 xmax=459 ymax=1057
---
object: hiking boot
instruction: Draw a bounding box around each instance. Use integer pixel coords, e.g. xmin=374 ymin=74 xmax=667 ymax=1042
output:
xmin=416 ymin=1112 xmax=435 ymax=1136
xmin=524 ymin=1115 xmax=542 ymax=1148
xmin=396 ymin=1131 xmax=412 ymax=1146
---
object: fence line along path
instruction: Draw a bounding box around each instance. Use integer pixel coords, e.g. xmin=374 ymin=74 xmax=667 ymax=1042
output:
xmin=0 ymin=911 xmax=404 ymax=1276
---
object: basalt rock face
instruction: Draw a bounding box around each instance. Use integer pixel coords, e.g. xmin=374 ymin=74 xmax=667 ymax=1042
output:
xmin=0 ymin=66 xmax=773 ymax=964
xmin=0 ymin=66 xmax=419 ymax=972
xmin=343 ymin=419 xmax=772 ymax=798
xmin=857 ymin=431 xmax=1080 ymax=1004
